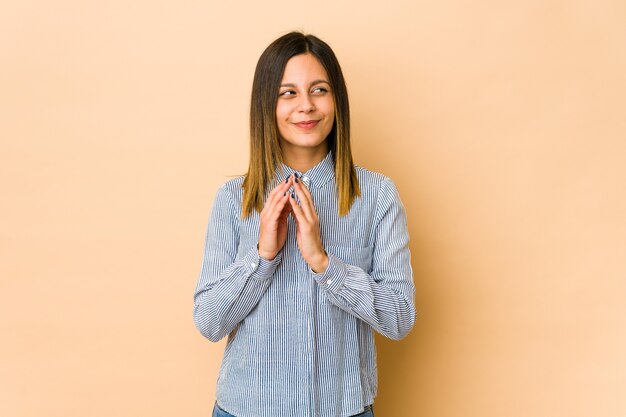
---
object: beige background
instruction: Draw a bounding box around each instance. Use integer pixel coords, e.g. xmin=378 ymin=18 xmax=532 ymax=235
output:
xmin=1 ymin=0 xmax=625 ymax=416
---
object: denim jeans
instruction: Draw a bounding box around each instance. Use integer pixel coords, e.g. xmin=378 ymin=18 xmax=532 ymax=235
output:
xmin=212 ymin=402 xmax=374 ymax=417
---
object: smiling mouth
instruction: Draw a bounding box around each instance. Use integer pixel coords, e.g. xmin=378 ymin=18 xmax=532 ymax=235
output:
xmin=294 ymin=120 xmax=319 ymax=129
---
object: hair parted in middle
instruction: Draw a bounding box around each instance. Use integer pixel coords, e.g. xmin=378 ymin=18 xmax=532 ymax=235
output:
xmin=241 ymin=31 xmax=360 ymax=218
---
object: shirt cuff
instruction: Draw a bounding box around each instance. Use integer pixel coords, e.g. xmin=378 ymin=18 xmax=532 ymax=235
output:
xmin=311 ymin=253 xmax=348 ymax=292
xmin=241 ymin=247 xmax=282 ymax=281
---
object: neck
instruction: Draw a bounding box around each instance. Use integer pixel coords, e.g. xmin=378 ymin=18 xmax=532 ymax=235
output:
xmin=280 ymin=143 xmax=329 ymax=172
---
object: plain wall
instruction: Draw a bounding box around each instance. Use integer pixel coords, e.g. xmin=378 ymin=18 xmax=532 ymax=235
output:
xmin=1 ymin=0 xmax=625 ymax=416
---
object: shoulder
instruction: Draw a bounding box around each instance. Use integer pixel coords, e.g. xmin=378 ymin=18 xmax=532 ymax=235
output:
xmin=354 ymin=165 xmax=398 ymax=195
xmin=213 ymin=175 xmax=245 ymax=209
xmin=353 ymin=165 xmax=404 ymax=217
xmin=217 ymin=175 xmax=245 ymax=194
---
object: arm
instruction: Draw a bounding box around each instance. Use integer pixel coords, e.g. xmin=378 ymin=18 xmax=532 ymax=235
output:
xmin=193 ymin=185 xmax=281 ymax=342
xmin=312 ymin=178 xmax=416 ymax=340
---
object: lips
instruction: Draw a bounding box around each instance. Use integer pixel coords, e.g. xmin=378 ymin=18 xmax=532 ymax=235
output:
xmin=294 ymin=120 xmax=319 ymax=129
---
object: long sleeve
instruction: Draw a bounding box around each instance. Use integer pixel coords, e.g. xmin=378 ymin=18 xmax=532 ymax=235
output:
xmin=196 ymin=157 xmax=414 ymax=417
xmin=312 ymin=177 xmax=416 ymax=340
xmin=193 ymin=184 xmax=281 ymax=342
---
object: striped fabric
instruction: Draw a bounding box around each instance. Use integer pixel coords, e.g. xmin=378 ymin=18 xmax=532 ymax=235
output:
xmin=194 ymin=152 xmax=416 ymax=417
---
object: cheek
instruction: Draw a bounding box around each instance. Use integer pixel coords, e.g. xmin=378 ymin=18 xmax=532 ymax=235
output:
xmin=276 ymin=104 xmax=291 ymax=124
xmin=275 ymin=105 xmax=286 ymax=121
xmin=275 ymin=107 xmax=291 ymax=136
xmin=321 ymin=99 xmax=335 ymax=119
xmin=323 ymin=106 xmax=335 ymax=126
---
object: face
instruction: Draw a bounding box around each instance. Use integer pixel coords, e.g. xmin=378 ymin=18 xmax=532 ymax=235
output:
xmin=276 ymin=53 xmax=335 ymax=159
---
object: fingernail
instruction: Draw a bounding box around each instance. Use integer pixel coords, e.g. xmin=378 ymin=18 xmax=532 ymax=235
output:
xmin=283 ymin=192 xmax=286 ymax=196
xmin=294 ymin=172 xmax=300 ymax=178
xmin=291 ymin=191 xmax=296 ymax=198
xmin=295 ymin=177 xmax=299 ymax=183
xmin=285 ymin=175 xmax=289 ymax=183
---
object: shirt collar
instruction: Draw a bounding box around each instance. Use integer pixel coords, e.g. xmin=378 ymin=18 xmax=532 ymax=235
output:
xmin=275 ymin=152 xmax=335 ymax=189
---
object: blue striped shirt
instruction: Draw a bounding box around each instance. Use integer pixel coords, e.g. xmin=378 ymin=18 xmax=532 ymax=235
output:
xmin=193 ymin=152 xmax=416 ymax=417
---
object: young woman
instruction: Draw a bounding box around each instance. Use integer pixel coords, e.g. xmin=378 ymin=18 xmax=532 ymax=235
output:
xmin=194 ymin=31 xmax=416 ymax=417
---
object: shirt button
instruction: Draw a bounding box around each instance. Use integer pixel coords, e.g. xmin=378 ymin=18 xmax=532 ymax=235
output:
xmin=251 ymin=262 xmax=257 ymax=268
xmin=326 ymin=279 xmax=333 ymax=285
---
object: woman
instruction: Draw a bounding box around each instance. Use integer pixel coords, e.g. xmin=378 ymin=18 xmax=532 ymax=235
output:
xmin=194 ymin=31 xmax=416 ymax=417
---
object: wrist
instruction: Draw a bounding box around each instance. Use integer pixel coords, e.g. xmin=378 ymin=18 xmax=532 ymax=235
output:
xmin=257 ymin=244 xmax=276 ymax=261
xmin=309 ymin=251 xmax=329 ymax=273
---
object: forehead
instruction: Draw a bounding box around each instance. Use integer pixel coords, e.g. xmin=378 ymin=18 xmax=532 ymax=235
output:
xmin=281 ymin=53 xmax=329 ymax=83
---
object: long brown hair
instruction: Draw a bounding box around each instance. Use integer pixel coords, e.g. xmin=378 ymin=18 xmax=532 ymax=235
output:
xmin=242 ymin=31 xmax=360 ymax=217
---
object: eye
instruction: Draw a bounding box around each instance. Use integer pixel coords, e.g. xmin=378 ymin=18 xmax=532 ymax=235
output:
xmin=279 ymin=90 xmax=296 ymax=97
xmin=312 ymin=86 xmax=329 ymax=94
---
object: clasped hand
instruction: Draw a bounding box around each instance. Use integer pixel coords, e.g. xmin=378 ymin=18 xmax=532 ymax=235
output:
xmin=257 ymin=174 xmax=328 ymax=273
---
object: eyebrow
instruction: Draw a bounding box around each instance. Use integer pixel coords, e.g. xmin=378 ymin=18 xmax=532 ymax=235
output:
xmin=279 ymin=79 xmax=331 ymax=88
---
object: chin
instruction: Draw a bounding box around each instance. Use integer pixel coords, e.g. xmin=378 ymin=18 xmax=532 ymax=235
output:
xmin=285 ymin=135 xmax=327 ymax=148
xmin=298 ymin=141 xmax=328 ymax=149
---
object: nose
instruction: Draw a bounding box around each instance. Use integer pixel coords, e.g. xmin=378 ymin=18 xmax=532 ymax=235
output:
xmin=298 ymin=94 xmax=315 ymax=113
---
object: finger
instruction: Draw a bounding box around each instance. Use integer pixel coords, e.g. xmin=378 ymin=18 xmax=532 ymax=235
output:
xmin=270 ymin=176 xmax=298 ymax=219
xmin=288 ymin=192 xmax=306 ymax=224
xmin=279 ymin=194 xmax=293 ymax=219
xmin=269 ymin=175 xmax=293 ymax=203
xmin=293 ymin=175 xmax=313 ymax=204
xmin=267 ymin=189 xmax=292 ymax=222
xmin=294 ymin=174 xmax=312 ymax=197
xmin=292 ymin=178 xmax=316 ymax=221
xmin=263 ymin=176 xmax=294 ymax=213
xmin=289 ymin=192 xmax=315 ymax=238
